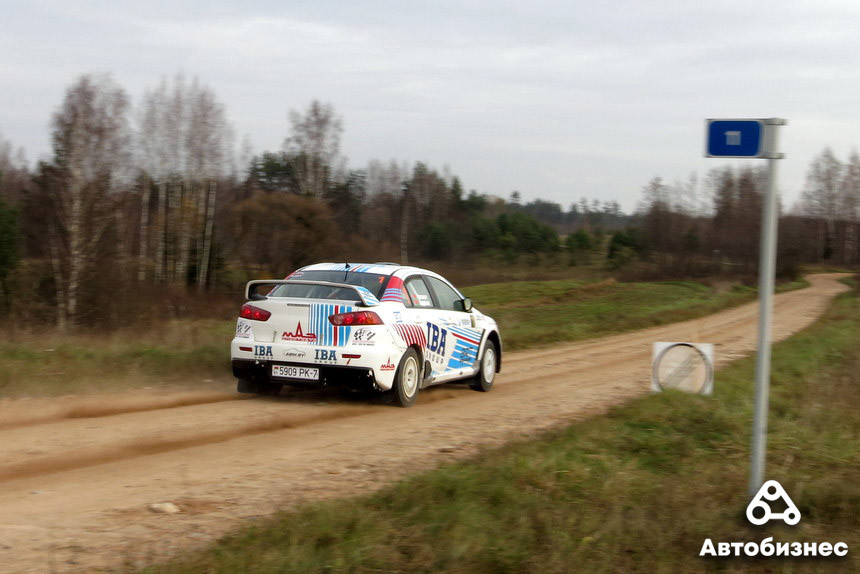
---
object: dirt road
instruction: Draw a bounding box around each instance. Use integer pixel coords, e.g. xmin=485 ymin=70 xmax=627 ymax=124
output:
xmin=0 ymin=274 xmax=850 ymax=572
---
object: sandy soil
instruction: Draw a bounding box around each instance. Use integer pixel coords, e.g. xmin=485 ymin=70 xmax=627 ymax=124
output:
xmin=0 ymin=274 xmax=850 ymax=572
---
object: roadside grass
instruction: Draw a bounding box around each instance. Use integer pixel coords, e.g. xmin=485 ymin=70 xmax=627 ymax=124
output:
xmin=0 ymin=278 xmax=807 ymax=397
xmin=465 ymin=278 xmax=807 ymax=350
xmin=144 ymin=278 xmax=858 ymax=573
xmin=0 ymin=319 xmax=234 ymax=397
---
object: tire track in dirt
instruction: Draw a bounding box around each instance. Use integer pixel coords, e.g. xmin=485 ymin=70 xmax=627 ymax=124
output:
xmin=0 ymin=390 xmax=245 ymax=431
xmin=0 ymin=404 xmax=376 ymax=482
xmin=0 ymin=378 xmax=488 ymax=482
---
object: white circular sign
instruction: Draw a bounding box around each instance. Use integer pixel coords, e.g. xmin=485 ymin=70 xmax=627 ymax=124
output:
xmin=652 ymin=343 xmax=713 ymax=394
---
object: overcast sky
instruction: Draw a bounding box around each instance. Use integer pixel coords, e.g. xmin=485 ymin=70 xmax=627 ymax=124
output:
xmin=2 ymin=0 xmax=859 ymax=212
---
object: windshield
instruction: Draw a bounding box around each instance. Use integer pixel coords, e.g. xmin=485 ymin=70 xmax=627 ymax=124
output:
xmin=269 ymin=270 xmax=389 ymax=299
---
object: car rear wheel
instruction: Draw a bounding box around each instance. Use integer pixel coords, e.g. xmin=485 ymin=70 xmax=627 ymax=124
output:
xmin=392 ymin=348 xmax=420 ymax=407
xmin=470 ymin=341 xmax=497 ymax=392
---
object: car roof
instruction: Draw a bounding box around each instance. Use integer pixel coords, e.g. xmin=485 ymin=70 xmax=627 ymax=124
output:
xmin=298 ymin=262 xmax=446 ymax=281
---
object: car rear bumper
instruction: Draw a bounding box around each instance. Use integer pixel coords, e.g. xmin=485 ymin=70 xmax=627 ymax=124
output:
xmin=230 ymin=338 xmax=402 ymax=391
xmin=231 ymin=359 xmax=379 ymax=390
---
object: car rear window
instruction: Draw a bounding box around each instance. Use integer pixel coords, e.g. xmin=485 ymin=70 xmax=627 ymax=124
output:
xmin=273 ymin=270 xmax=389 ymax=298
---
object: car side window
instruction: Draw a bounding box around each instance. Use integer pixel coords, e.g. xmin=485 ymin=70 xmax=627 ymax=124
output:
xmin=405 ymin=277 xmax=434 ymax=308
xmin=400 ymin=285 xmax=415 ymax=307
xmin=426 ymin=276 xmax=462 ymax=311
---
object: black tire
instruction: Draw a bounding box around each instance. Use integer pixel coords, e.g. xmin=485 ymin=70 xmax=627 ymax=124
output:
xmin=392 ymin=348 xmax=421 ymax=407
xmin=470 ymin=340 xmax=498 ymax=392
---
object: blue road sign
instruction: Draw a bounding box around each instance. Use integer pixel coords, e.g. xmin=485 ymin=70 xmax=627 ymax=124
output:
xmin=706 ymin=119 xmax=764 ymax=158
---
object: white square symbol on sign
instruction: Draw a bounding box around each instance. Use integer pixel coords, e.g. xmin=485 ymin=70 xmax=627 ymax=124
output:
xmin=725 ymin=131 xmax=742 ymax=146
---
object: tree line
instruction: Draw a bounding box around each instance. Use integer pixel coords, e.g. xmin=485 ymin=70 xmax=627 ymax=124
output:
xmin=623 ymin=149 xmax=860 ymax=278
xmin=0 ymin=72 xmax=857 ymax=329
xmin=0 ymin=74 xmax=578 ymax=328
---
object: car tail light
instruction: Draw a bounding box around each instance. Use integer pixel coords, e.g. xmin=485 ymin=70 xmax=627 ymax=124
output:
xmin=240 ymin=303 xmax=271 ymax=321
xmin=329 ymin=311 xmax=384 ymax=326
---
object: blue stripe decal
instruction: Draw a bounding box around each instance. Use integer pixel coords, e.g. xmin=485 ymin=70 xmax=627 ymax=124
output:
xmin=380 ymin=287 xmax=402 ymax=302
xmin=449 ymin=325 xmax=482 ymax=344
xmin=310 ymin=304 xmax=325 ymax=346
xmin=354 ymin=286 xmax=380 ymax=306
xmin=338 ymin=312 xmax=351 ymax=346
xmin=447 ymin=339 xmax=478 ymax=370
xmin=310 ymin=304 xmax=353 ymax=347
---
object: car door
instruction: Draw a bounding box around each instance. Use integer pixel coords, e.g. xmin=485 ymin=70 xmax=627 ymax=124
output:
xmin=399 ymin=275 xmax=437 ymax=374
xmin=423 ymin=275 xmax=483 ymax=382
xmin=402 ymin=275 xmax=450 ymax=379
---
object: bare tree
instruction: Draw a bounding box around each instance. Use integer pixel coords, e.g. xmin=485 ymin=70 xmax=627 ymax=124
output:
xmin=0 ymin=133 xmax=29 ymax=205
xmin=640 ymin=177 xmax=674 ymax=263
xmin=841 ymin=150 xmax=860 ymax=263
xmin=138 ymin=77 xmax=179 ymax=282
xmin=363 ymin=159 xmax=407 ymax=253
xmin=137 ymin=75 xmax=232 ymax=286
xmin=366 ymin=159 xmax=407 ymax=197
xmin=803 ymin=148 xmax=843 ymax=261
xmin=284 ymin=100 xmax=343 ymax=198
xmin=44 ymin=74 xmax=131 ymax=329
xmin=803 ymin=148 xmax=842 ymax=219
xmin=186 ymin=81 xmax=231 ymax=288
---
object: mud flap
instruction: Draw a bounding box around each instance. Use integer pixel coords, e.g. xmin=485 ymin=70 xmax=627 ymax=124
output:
xmin=237 ymin=379 xmax=259 ymax=394
xmin=420 ymin=360 xmax=432 ymax=389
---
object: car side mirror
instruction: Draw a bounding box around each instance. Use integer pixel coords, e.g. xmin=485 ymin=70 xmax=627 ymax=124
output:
xmin=455 ymin=297 xmax=473 ymax=312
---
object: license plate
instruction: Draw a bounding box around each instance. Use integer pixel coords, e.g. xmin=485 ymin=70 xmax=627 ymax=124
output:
xmin=272 ymin=365 xmax=319 ymax=380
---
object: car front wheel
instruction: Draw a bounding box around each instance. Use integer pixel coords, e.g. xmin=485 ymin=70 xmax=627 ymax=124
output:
xmin=392 ymin=348 xmax=420 ymax=407
xmin=470 ymin=340 xmax=497 ymax=392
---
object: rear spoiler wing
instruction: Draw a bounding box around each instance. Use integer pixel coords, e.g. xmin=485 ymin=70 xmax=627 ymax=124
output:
xmin=245 ymin=280 xmax=381 ymax=307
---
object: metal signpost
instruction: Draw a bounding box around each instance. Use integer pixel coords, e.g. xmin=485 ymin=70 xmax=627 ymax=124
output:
xmin=705 ymin=118 xmax=787 ymax=497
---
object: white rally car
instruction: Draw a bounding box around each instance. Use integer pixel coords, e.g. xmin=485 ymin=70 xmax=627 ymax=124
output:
xmin=230 ymin=263 xmax=502 ymax=406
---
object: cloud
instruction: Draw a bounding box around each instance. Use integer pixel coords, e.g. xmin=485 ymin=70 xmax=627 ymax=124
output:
xmin=3 ymin=1 xmax=860 ymax=209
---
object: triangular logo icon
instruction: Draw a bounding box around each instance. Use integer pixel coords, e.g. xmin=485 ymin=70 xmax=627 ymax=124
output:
xmin=746 ymin=480 xmax=801 ymax=525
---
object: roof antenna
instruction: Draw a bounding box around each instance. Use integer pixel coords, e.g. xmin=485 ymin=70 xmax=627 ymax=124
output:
xmin=343 ymin=262 xmax=350 ymax=281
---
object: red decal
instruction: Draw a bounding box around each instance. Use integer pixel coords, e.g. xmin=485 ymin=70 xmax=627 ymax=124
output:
xmin=282 ymin=322 xmax=318 ymax=342
xmin=333 ymin=305 xmax=339 ymax=346
xmin=381 ymin=276 xmax=405 ymax=303
xmin=393 ymin=324 xmax=427 ymax=349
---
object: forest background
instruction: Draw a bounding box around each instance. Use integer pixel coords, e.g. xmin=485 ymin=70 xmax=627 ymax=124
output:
xmin=0 ymin=73 xmax=857 ymax=330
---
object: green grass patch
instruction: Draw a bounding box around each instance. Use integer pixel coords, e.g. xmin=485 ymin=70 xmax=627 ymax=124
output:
xmin=0 ymin=319 xmax=234 ymax=397
xmin=465 ymin=278 xmax=806 ymax=350
xmin=146 ymin=280 xmax=858 ymax=573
